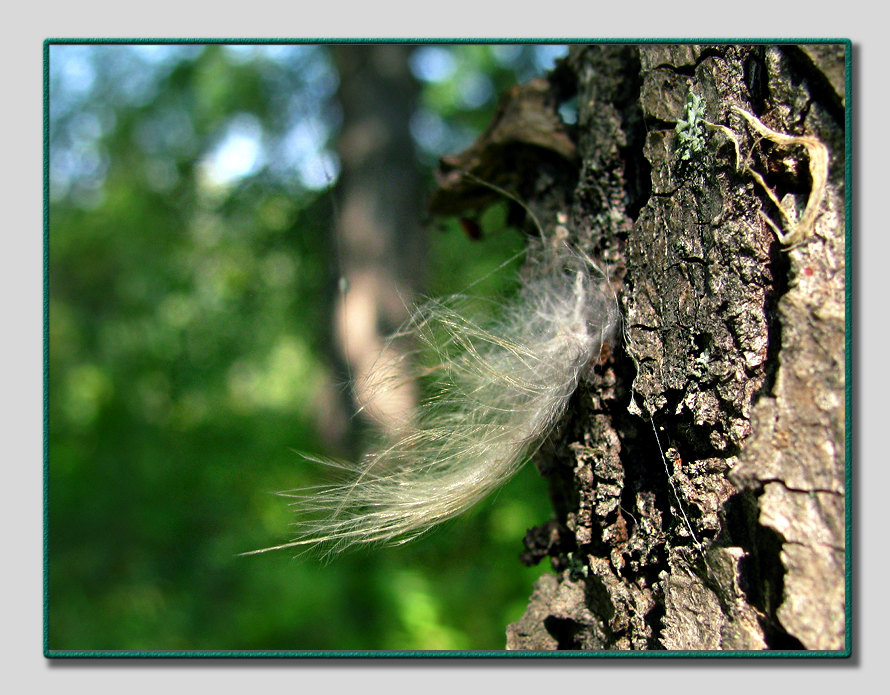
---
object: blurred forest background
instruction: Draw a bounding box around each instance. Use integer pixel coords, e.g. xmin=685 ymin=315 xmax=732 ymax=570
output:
xmin=47 ymin=41 xmax=571 ymax=651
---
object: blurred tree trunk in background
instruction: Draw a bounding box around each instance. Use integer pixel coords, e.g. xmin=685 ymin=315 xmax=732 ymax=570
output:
xmin=331 ymin=45 xmax=425 ymax=437
xmin=434 ymin=44 xmax=847 ymax=651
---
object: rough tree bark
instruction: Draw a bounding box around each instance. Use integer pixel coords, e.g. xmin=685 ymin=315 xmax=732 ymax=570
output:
xmin=432 ymin=44 xmax=847 ymax=652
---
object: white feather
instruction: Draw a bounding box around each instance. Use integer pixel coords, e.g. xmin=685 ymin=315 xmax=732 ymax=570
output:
xmin=249 ymin=232 xmax=618 ymax=556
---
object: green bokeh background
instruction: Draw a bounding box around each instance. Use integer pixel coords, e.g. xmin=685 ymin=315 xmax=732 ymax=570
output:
xmin=46 ymin=42 xmax=567 ymax=651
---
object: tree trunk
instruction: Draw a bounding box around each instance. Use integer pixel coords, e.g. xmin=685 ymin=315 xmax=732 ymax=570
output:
xmin=331 ymin=45 xmax=425 ymax=437
xmin=435 ymin=43 xmax=847 ymax=652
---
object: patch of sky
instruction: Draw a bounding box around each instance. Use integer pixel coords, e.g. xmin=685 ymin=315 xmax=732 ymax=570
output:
xmin=202 ymin=113 xmax=266 ymax=187
xmin=52 ymin=44 xmax=201 ymax=121
xmin=87 ymin=45 xmax=168 ymax=108
xmin=299 ymin=51 xmax=339 ymax=101
xmin=222 ymin=44 xmax=264 ymax=64
xmin=50 ymin=45 xmax=96 ymax=100
xmin=532 ymin=45 xmax=570 ymax=72
xmin=258 ymin=44 xmax=314 ymax=63
xmin=131 ymin=43 xmax=203 ymax=67
xmin=494 ymin=44 xmax=570 ymax=82
xmin=409 ymin=46 xmax=457 ymax=82
xmin=258 ymin=46 xmax=340 ymax=189
xmin=49 ymin=114 xmax=111 ymax=205
xmin=277 ymin=116 xmax=341 ymax=189
xmin=558 ymin=94 xmax=579 ymax=125
xmin=295 ymin=147 xmax=340 ymax=190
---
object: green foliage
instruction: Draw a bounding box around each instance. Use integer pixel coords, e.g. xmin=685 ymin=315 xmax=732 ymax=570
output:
xmin=47 ymin=42 xmax=556 ymax=652
xmin=410 ymin=44 xmax=570 ymax=162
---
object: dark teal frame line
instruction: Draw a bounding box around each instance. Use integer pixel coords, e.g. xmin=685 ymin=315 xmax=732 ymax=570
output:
xmin=43 ymin=37 xmax=853 ymax=659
